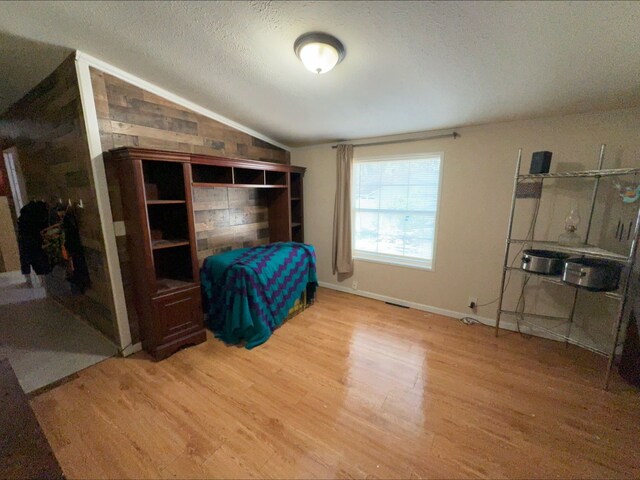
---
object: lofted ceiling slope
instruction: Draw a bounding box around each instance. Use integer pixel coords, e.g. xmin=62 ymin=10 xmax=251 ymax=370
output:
xmin=0 ymin=1 xmax=639 ymax=147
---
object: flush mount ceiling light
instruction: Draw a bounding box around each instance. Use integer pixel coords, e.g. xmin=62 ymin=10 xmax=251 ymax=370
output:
xmin=294 ymin=32 xmax=346 ymax=74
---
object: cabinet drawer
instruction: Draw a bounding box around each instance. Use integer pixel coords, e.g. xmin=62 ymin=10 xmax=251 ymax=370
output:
xmin=152 ymin=287 xmax=203 ymax=344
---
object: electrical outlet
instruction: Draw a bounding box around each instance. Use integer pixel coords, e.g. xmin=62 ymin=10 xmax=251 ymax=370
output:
xmin=468 ymin=297 xmax=478 ymax=309
xmin=352 ymin=280 xmax=358 ymax=290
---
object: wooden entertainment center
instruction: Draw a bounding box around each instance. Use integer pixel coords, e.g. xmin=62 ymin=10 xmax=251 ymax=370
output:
xmin=108 ymin=147 xmax=305 ymax=359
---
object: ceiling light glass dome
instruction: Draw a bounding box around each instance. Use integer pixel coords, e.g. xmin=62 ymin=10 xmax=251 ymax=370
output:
xmin=294 ymin=32 xmax=346 ymax=74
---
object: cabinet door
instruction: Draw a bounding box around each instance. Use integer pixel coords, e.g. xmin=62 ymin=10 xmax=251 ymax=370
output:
xmin=152 ymin=287 xmax=203 ymax=345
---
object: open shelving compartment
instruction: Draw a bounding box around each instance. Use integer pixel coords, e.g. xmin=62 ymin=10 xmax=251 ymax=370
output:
xmin=495 ymin=145 xmax=640 ymax=389
xmin=190 ymin=160 xmax=302 ymax=243
xmin=504 ymin=266 xmax=624 ymax=301
xmin=191 ymin=162 xmax=289 ymax=189
xmin=153 ymin=245 xmax=195 ymax=293
xmin=234 ymin=167 xmax=265 ymax=186
xmin=143 ymin=160 xmax=186 ymax=201
xmin=266 ymin=170 xmax=287 ymax=186
xmin=191 ymin=164 xmax=233 ymax=185
xmin=501 ymin=264 xmax=627 ymax=356
xmin=289 ymin=171 xmax=304 ymax=242
xmin=147 ymin=204 xmax=190 ymax=250
xmin=141 ymin=159 xmax=197 ymax=293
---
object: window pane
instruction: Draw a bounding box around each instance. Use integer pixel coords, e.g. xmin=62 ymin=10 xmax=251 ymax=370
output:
xmin=406 ymin=185 xmax=428 ymax=211
xmin=353 ymin=154 xmax=442 ymax=267
xmin=404 ymin=213 xmax=435 ymax=259
xmin=354 ymin=211 xmax=379 ymax=253
xmin=380 ymin=161 xmax=409 ymax=185
xmin=409 ymin=158 xmax=440 ymax=185
xmin=377 ymin=212 xmax=406 ymax=255
xmin=356 ymin=183 xmax=379 ymax=209
xmin=359 ymin=162 xmax=382 ymax=186
xmin=379 ymin=185 xmax=407 ymax=210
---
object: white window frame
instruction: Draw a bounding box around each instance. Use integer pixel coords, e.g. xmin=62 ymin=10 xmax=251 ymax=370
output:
xmin=352 ymin=152 xmax=444 ymax=271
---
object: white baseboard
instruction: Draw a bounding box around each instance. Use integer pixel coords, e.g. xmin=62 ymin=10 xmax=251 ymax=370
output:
xmin=121 ymin=342 xmax=142 ymax=357
xmin=317 ymin=281 xmax=559 ymax=340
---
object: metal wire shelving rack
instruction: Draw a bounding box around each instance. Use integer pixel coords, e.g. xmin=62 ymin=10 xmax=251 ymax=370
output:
xmin=495 ymin=145 xmax=640 ymax=389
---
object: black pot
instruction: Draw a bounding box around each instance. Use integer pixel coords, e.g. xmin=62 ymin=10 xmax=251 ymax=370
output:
xmin=521 ymin=249 xmax=570 ymax=275
xmin=562 ymin=257 xmax=622 ymax=292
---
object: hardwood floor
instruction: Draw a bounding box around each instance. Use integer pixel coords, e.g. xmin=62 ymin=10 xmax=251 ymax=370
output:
xmin=30 ymin=288 xmax=639 ymax=479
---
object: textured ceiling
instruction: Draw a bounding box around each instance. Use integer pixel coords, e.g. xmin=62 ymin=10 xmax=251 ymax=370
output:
xmin=0 ymin=1 xmax=639 ymax=147
xmin=0 ymin=32 xmax=71 ymax=113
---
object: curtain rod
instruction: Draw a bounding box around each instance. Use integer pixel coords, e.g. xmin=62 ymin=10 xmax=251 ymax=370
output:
xmin=331 ymin=131 xmax=458 ymax=149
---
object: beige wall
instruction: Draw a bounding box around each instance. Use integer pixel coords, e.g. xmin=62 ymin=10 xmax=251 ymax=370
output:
xmin=292 ymin=107 xmax=640 ymax=338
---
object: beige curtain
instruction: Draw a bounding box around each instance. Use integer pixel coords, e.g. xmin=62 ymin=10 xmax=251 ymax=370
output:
xmin=332 ymin=144 xmax=354 ymax=276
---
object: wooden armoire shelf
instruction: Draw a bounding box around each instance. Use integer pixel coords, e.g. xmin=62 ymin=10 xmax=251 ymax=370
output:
xmin=146 ymin=200 xmax=186 ymax=205
xmin=151 ymin=239 xmax=190 ymax=250
xmin=192 ymin=182 xmax=288 ymax=189
xmin=289 ymin=169 xmax=304 ymax=243
xmin=107 ymin=147 xmax=306 ymax=360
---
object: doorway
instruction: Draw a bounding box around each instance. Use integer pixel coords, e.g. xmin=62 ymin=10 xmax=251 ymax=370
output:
xmin=3 ymin=146 xmax=27 ymax=212
xmin=0 ymin=146 xmax=117 ymax=394
xmin=0 ymin=146 xmax=38 ymax=291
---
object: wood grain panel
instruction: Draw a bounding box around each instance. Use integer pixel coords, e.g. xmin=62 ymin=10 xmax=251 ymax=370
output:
xmin=192 ymin=186 xmax=270 ymax=262
xmin=111 ymin=121 xmax=203 ymax=146
xmin=30 ymin=288 xmax=640 ymax=479
xmin=91 ymin=69 xmax=289 ymax=164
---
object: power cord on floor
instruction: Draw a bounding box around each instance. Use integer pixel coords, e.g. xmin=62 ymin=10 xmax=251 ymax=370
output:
xmin=461 ymin=278 xmax=534 ymax=336
xmin=460 ymin=316 xmax=481 ymax=325
xmin=469 ymin=195 xmax=542 ymax=309
xmin=515 ymin=276 xmax=533 ymax=339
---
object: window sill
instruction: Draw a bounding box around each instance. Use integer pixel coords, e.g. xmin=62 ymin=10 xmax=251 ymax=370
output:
xmin=353 ymin=253 xmax=434 ymax=271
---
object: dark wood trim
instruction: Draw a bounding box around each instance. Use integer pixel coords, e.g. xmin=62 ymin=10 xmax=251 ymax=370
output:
xmin=151 ymin=240 xmax=191 ymax=250
xmin=110 ymin=147 xmax=191 ymax=163
xmin=111 ymin=146 xmax=305 ymax=173
xmin=191 ymin=154 xmax=296 ymax=172
xmin=133 ymin=159 xmax=157 ymax=293
xmin=183 ymin=162 xmax=200 ymax=282
xmin=289 ymin=170 xmax=305 ymax=243
xmin=146 ymin=200 xmax=186 ymax=205
xmin=192 ymin=182 xmax=288 ymax=189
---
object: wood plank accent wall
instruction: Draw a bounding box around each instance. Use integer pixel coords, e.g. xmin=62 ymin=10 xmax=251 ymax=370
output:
xmin=194 ymin=187 xmax=270 ymax=262
xmin=90 ymin=68 xmax=290 ymax=343
xmin=0 ymin=56 xmax=118 ymax=342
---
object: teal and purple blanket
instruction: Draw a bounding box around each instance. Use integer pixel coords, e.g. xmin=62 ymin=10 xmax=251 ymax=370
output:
xmin=200 ymin=242 xmax=317 ymax=348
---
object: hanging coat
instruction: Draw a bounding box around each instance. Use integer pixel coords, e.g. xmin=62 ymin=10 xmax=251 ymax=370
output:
xmin=62 ymin=209 xmax=91 ymax=293
xmin=18 ymin=201 xmax=51 ymax=275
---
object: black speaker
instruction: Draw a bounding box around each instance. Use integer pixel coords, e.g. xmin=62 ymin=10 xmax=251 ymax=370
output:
xmin=530 ymin=151 xmax=552 ymax=174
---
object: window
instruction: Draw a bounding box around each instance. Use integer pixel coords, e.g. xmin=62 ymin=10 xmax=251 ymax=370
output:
xmin=352 ymin=153 xmax=443 ymax=270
